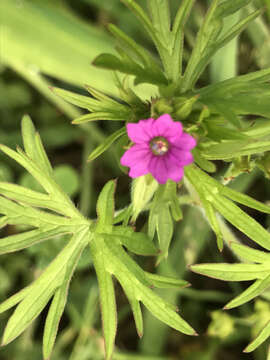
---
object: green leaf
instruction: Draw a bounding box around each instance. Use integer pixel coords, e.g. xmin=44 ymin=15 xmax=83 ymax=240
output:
xmin=0 ymin=182 xmax=66 ymax=215
xmin=21 ymin=114 xmax=37 ymax=161
xmin=220 ymin=186 xmax=270 ymax=215
xmin=244 ymin=320 xmax=270 ymax=353
xmin=72 ymin=111 xmax=128 ymax=124
xmin=117 ymin=278 xmax=143 ymax=337
xmin=0 ymin=195 xmax=78 ymax=228
xmin=190 ymin=8 xmax=263 ymax=91
xmin=203 ymin=200 xmax=224 ymax=252
xmin=230 ymin=242 xmax=270 ymax=263
xmin=173 ymin=0 xmax=195 ymax=36
xmin=96 ymin=180 xmax=116 ymax=229
xmin=53 ymin=86 xmax=131 ymax=123
xmin=169 ymin=197 xmax=183 ymax=221
xmin=131 ymin=175 xmax=158 ymax=222
xmin=52 ymin=87 xmax=105 ymax=111
xmin=88 ymin=127 xmax=126 ymax=162
xmin=111 ymin=226 xmax=158 ymax=256
xmin=104 ymin=237 xmax=151 ymax=288
xmin=205 ymin=123 xmax=250 ymax=141
xmin=0 ymin=216 xmax=8 ymax=229
xmin=103 ymin=237 xmax=196 ymax=336
xmin=209 ymin=102 xmax=241 ymax=128
xmin=93 ymin=52 xmax=167 ymax=86
xmin=84 ymin=84 xmax=117 ymax=104
xmin=34 ymin=132 xmax=54 ymax=176
xmin=147 ymin=0 xmax=171 ymax=45
xmin=148 ymin=181 xmax=184 ymax=255
xmin=182 ymin=2 xmax=262 ymax=91
xmin=244 ymin=119 xmax=270 ymax=138
xmin=191 ymin=263 xmax=270 ymax=281
xmin=93 ymin=52 xmax=141 ymax=73
xmin=171 ymin=0 xmax=195 ymax=80
xmin=120 ymin=0 xmax=157 ymax=45
xmin=108 ymin=23 xmax=153 ymax=68
xmin=215 ymin=9 xmax=263 ymax=56
xmin=0 ymin=286 xmax=33 ymax=315
xmin=21 ymin=114 xmax=54 ymax=175
xmin=0 ymin=227 xmax=69 ymax=255
xmin=181 ymin=0 xmax=221 ymax=91
xmin=156 ymin=204 xmax=174 ymax=258
xmin=193 ymin=149 xmax=217 ymax=173
xmin=202 ymin=139 xmax=270 ymax=160
xmin=2 ymin=227 xmax=89 ymax=345
xmin=90 ymin=235 xmax=117 ymax=360
xmin=145 ymin=272 xmax=189 ymax=289
xmin=42 ymin=230 xmax=87 ymax=360
xmin=216 ymin=0 xmax=252 ymax=18
xmin=137 ymin=280 xmax=195 ymax=336
xmin=0 ymin=144 xmax=80 ymax=218
xmin=224 ymin=274 xmax=270 ymax=310
xmin=185 ymin=168 xmax=223 ymax=250
xmin=210 ymin=194 xmax=270 ymax=251
xmin=198 ymin=68 xmax=270 ymax=98
xmin=21 ymin=115 xmax=53 ymax=176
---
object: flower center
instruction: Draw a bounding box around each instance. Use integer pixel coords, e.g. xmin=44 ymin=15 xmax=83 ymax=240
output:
xmin=150 ymin=136 xmax=169 ymax=156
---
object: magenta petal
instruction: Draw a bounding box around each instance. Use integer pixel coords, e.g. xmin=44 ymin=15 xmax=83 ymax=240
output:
xmin=123 ymin=115 xmax=196 ymax=183
xmin=120 ymin=144 xmax=151 ymax=178
xmin=169 ymin=148 xmax=194 ymax=166
xmin=129 ymin=163 xmax=149 ymax=178
xmin=171 ymin=132 xmax=196 ymax=150
xmin=148 ymin=157 xmax=168 ymax=184
xmin=164 ymin=159 xmax=184 ymax=182
xmin=120 ymin=144 xmax=150 ymax=167
xmin=126 ymin=120 xmax=153 ymax=143
xmin=152 ymin=114 xmax=182 ymax=138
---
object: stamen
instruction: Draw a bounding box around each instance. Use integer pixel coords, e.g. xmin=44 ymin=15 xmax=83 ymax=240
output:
xmin=150 ymin=136 xmax=169 ymax=156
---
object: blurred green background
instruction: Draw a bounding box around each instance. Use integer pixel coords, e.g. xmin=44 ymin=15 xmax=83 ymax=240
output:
xmin=0 ymin=0 xmax=270 ymax=359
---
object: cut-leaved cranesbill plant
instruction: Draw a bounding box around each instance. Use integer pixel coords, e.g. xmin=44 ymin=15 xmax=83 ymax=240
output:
xmin=0 ymin=116 xmax=195 ymax=360
xmin=2 ymin=0 xmax=270 ymax=359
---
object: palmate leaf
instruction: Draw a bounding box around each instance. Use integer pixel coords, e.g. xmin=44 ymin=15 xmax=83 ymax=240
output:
xmin=191 ymin=242 xmax=270 ymax=352
xmin=2 ymin=226 xmax=89 ymax=346
xmin=188 ymin=161 xmax=270 ymax=354
xmin=93 ymin=51 xmax=167 ymax=86
xmin=90 ymin=234 xmax=196 ymax=360
xmin=0 ymin=117 xmax=195 ymax=359
xmin=148 ymin=181 xmax=183 ymax=258
xmin=90 ymin=179 xmax=196 ymax=359
xmin=53 ymin=87 xmax=132 ymax=123
xmin=0 ymin=117 xmax=90 ymax=357
xmin=185 ymin=165 xmax=270 ymax=251
xmin=181 ymin=0 xmax=262 ymax=92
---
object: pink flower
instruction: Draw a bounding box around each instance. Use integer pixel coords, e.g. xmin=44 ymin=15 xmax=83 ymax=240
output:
xmin=120 ymin=114 xmax=196 ymax=184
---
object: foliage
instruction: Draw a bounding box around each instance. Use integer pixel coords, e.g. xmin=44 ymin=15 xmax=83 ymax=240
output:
xmin=1 ymin=0 xmax=270 ymax=359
